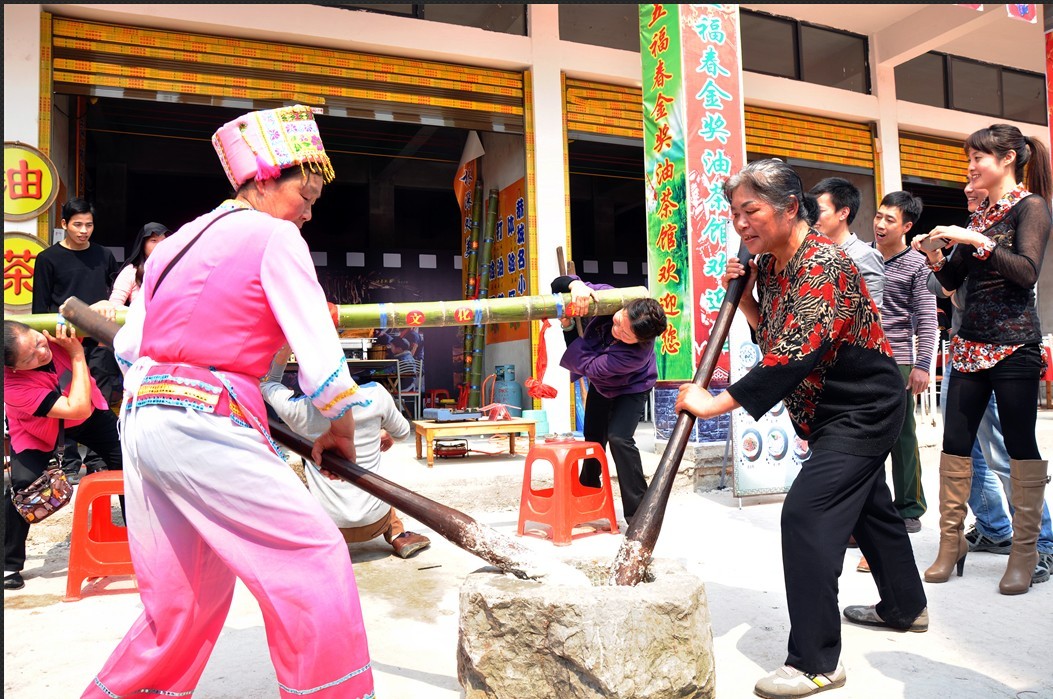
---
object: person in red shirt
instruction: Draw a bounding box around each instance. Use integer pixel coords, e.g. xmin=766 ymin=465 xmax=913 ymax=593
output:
xmin=3 ymin=321 xmax=122 ymax=590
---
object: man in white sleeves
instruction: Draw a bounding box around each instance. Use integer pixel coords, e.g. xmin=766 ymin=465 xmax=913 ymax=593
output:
xmin=263 ymin=347 xmax=431 ymax=558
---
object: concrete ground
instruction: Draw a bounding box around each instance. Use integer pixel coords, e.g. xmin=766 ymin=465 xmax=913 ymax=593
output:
xmin=4 ymin=407 xmax=1053 ymax=698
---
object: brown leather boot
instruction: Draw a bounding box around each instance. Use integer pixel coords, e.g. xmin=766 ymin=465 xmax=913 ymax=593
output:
xmin=999 ymin=459 xmax=1050 ymax=595
xmin=924 ymin=453 xmax=972 ymax=583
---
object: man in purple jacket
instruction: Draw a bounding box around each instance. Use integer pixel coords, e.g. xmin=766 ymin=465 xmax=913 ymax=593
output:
xmin=552 ymin=275 xmax=667 ymax=521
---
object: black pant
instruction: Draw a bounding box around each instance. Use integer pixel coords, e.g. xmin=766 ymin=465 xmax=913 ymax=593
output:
xmin=782 ymin=447 xmax=927 ymax=673
xmin=579 ymin=389 xmax=650 ymax=519
xmin=62 ymin=341 xmax=123 ymax=475
xmin=4 ymin=408 xmax=123 ymax=572
xmin=943 ymin=345 xmax=1043 ymax=460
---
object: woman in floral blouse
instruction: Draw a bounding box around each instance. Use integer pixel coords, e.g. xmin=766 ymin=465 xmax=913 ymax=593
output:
xmin=677 ymin=159 xmax=926 ymax=699
xmin=913 ymin=123 xmax=1051 ymax=595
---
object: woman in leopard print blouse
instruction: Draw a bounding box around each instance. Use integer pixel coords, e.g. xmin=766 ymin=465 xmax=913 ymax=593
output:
xmin=676 ymin=159 xmax=926 ymax=699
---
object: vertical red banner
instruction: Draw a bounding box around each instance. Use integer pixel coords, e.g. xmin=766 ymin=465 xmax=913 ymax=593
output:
xmin=1047 ymin=29 xmax=1053 ymax=169
xmin=680 ymin=5 xmax=746 ymax=381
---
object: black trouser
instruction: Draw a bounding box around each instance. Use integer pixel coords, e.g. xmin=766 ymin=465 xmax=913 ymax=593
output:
xmin=579 ymin=389 xmax=650 ymax=520
xmin=782 ymin=447 xmax=927 ymax=673
xmin=943 ymin=344 xmax=1043 ymax=460
xmin=62 ymin=341 xmax=123 ymax=476
xmin=4 ymin=408 xmax=123 ymax=572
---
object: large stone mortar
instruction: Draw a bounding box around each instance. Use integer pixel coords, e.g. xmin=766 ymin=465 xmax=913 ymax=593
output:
xmin=457 ymin=558 xmax=715 ymax=699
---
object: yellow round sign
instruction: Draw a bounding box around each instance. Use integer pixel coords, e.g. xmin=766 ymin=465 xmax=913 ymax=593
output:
xmin=4 ymin=231 xmax=46 ymax=311
xmin=4 ymin=142 xmax=59 ymax=222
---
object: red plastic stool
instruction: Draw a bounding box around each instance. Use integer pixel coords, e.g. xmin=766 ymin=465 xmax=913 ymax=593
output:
xmin=65 ymin=471 xmax=136 ymax=601
xmin=423 ymin=389 xmax=451 ymax=409
xmin=517 ymin=440 xmax=619 ymax=546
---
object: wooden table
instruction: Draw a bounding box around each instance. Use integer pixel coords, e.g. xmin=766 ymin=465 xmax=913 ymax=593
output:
xmin=412 ymin=418 xmax=536 ymax=467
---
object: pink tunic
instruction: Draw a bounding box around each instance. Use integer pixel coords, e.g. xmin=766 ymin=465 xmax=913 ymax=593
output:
xmin=117 ymin=205 xmax=359 ymax=432
xmin=90 ymin=204 xmax=374 ymax=699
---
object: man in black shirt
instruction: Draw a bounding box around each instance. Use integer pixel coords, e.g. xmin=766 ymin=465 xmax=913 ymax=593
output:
xmin=32 ymin=198 xmax=122 ymax=482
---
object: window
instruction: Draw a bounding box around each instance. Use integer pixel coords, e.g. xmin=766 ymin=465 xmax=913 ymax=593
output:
xmin=894 ymin=53 xmax=946 ymax=109
xmin=740 ymin=10 xmax=869 ymax=94
xmin=949 ymin=57 xmax=1001 ymax=117
xmin=800 ymin=25 xmax=867 ymax=93
xmin=558 ymin=4 xmax=641 ymax=52
xmin=896 ymin=51 xmax=1047 ymax=125
xmin=1001 ymin=69 xmax=1046 ymax=124
xmin=330 ymin=4 xmax=526 ymax=35
xmin=741 ymin=11 xmax=796 ymax=79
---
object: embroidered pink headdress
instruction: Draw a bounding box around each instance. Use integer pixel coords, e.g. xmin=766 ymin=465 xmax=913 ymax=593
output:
xmin=211 ymin=104 xmax=335 ymax=189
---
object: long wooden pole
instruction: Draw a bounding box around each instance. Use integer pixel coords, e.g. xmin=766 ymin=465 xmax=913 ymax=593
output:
xmin=54 ymin=297 xmax=587 ymax=584
xmin=269 ymin=422 xmax=584 ymax=582
xmin=23 ymin=287 xmax=651 ymax=335
xmin=609 ymin=243 xmax=754 ymax=586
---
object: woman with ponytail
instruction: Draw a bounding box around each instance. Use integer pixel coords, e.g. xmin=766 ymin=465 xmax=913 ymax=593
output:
xmin=913 ymin=124 xmax=1052 ymax=595
xmin=676 ymin=159 xmax=926 ymax=698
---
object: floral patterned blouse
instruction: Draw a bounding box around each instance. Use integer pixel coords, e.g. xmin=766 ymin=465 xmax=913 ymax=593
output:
xmin=727 ymin=233 xmax=906 ymax=457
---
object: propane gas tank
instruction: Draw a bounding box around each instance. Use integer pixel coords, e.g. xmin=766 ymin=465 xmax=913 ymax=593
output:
xmin=493 ymin=364 xmax=523 ymax=416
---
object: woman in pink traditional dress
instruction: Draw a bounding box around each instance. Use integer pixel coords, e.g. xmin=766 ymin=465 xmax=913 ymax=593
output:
xmin=84 ymin=105 xmax=375 ymax=699
xmin=913 ymin=123 xmax=1051 ymax=595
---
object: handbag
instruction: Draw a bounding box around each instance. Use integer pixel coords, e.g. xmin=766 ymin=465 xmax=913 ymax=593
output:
xmin=11 ymin=421 xmax=73 ymax=524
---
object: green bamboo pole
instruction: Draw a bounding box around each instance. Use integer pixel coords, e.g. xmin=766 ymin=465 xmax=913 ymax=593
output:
xmin=464 ymin=178 xmax=485 ymax=301
xmin=14 ymin=286 xmax=650 ymax=335
xmin=468 ymin=188 xmax=499 ymax=407
xmin=462 ymin=179 xmax=485 ymax=401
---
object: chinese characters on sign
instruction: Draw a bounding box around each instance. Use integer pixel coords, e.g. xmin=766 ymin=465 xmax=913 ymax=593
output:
xmin=4 ymin=142 xmax=60 ymax=222
xmin=454 ymin=132 xmax=485 ymax=301
xmin=681 ymin=4 xmax=746 ymax=382
xmin=4 ymin=232 xmax=45 ymax=311
xmin=488 ymin=179 xmax=529 ymax=344
xmin=640 ymin=3 xmax=691 ymax=379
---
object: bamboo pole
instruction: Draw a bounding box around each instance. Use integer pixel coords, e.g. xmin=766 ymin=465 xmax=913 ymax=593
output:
xmin=463 ymin=179 xmax=485 ymax=397
xmin=468 ymin=188 xmax=499 ymax=407
xmin=18 ymin=287 xmax=651 ymax=336
xmin=53 ymin=297 xmax=587 ymax=584
xmin=464 ymin=178 xmax=485 ymax=301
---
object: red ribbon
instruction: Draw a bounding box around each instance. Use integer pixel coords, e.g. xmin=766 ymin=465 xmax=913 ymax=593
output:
xmin=525 ymin=320 xmax=559 ymax=399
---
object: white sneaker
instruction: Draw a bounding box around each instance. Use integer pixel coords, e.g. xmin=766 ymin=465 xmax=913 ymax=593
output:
xmin=754 ymin=662 xmax=846 ymax=698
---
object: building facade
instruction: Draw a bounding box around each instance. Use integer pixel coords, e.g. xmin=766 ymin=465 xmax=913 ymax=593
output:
xmin=5 ymin=3 xmax=1050 ymax=433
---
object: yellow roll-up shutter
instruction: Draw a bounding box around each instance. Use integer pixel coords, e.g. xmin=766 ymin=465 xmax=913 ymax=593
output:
xmin=564 ymin=78 xmax=643 ymax=141
xmin=899 ymin=133 xmax=968 ymax=185
xmin=745 ymin=106 xmax=874 ymax=170
xmin=560 ymin=83 xmax=874 ymax=172
xmin=50 ymin=17 xmax=523 ymax=133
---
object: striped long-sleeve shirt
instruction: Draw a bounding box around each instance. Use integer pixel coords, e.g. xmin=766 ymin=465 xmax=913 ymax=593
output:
xmin=878 ymin=246 xmax=938 ymax=371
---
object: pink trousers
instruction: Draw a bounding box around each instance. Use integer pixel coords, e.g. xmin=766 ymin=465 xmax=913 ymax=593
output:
xmin=83 ymin=407 xmax=374 ymax=698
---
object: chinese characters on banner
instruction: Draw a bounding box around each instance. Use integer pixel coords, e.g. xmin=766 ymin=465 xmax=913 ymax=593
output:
xmin=4 ymin=232 xmax=45 ymax=311
xmin=640 ymin=4 xmax=691 ymax=380
xmin=4 ymin=142 xmax=60 ymax=222
xmin=454 ymin=132 xmax=485 ymax=299
xmin=487 ymin=179 xmax=530 ymax=344
xmin=680 ymin=4 xmax=746 ymax=384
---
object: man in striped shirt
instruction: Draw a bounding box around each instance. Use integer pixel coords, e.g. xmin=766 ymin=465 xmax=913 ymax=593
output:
xmin=871 ymin=191 xmax=938 ymax=542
